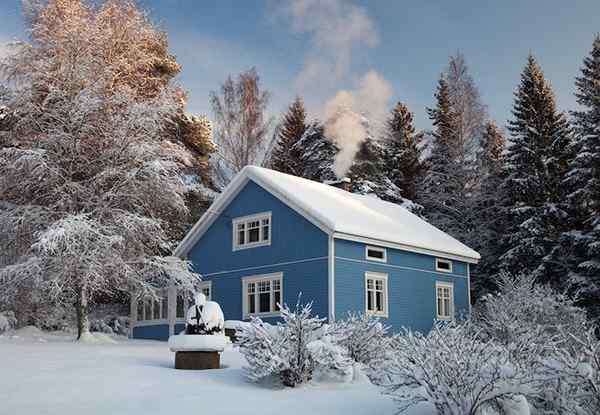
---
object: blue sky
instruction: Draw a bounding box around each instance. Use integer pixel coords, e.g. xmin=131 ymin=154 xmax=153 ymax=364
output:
xmin=1 ymin=0 xmax=599 ymax=130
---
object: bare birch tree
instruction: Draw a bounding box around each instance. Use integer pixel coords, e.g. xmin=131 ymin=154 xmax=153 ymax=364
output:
xmin=210 ymin=67 xmax=274 ymax=186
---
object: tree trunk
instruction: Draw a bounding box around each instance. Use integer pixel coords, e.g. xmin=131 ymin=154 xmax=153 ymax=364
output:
xmin=75 ymin=284 xmax=90 ymax=340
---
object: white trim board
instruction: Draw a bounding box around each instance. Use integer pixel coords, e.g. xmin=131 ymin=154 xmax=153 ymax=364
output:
xmin=335 ymin=256 xmax=469 ymax=279
xmin=201 ymin=256 xmax=328 ymax=277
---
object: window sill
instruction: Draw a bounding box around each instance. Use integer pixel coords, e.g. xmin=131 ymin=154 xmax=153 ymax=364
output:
xmin=366 ymin=311 xmax=388 ymax=318
xmin=133 ymin=318 xmax=169 ymax=327
xmin=243 ymin=311 xmax=281 ymax=320
xmin=436 ymin=316 xmax=453 ymax=321
xmin=233 ymin=241 xmax=271 ymax=251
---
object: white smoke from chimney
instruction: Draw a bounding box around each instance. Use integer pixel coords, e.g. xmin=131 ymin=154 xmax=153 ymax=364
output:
xmin=324 ymin=70 xmax=393 ymax=177
xmin=280 ymin=0 xmax=378 ymax=90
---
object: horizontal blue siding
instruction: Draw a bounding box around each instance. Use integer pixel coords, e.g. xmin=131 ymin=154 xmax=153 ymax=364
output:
xmin=188 ymin=179 xmax=329 ymax=323
xmin=204 ymin=258 xmax=329 ymax=323
xmin=334 ymin=239 xmax=470 ymax=333
xmin=132 ymin=324 xmax=169 ymax=341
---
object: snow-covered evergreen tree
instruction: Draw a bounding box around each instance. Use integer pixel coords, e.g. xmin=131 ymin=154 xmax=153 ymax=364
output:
xmin=421 ymin=76 xmax=477 ymax=242
xmin=382 ymin=101 xmax=424 ymax=212
xmin=0 ymin=0 xmax=204 ymax=338
xmin=270 ymin=96 xmax=307 ymax=175
xmin=499 ymin=55 xmax=572 ymax=286
xmin=470 ymin=121 xmax=506 ymax=297
xmin=289 ymin=121 xmax=338 ymax=182
xmin=564 ymin=35 xmax=600 ymax=317
xmin=347 ymin=136 xmax=403 ymax=205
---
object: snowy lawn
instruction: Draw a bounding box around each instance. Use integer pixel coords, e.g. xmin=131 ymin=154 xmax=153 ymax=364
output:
xmin=0 ymin=328 xmax=401 ymax=415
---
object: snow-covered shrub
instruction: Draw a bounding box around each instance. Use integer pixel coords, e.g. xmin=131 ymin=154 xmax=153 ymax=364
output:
xmin=473 ymin=272 xmax=592 ymax=412
xmin=0 ymin=310 xmax=17 ymax=333
xmin=331 ymin=312 xmax=390 ymax=365
xmin=533 ymin=328 xmax=600 ymax=414
xmin=307 ymin=335 xmax=353 ymax=383
xmin=369 ymin=321 xmax=527 ymax=415
xmin=238 ymin=299 xmax=351 ymax=387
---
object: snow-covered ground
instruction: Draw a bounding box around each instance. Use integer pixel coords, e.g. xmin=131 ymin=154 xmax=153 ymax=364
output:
xmin=0 ymin=328 xmax=401 ymax=415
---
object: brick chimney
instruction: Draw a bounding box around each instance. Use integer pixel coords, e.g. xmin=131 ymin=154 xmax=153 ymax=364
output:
xmin=324 ymin=177 xmax=352 ymax=192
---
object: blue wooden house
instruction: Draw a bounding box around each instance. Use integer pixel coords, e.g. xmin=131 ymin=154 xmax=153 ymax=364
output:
xmin=130 ymin=166 xmax=480 ymax=340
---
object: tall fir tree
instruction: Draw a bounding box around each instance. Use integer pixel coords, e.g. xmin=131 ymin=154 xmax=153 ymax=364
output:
xmin=422 ymin=76 xmax=476 ymax=243
xmin=564 ymin=35 xmax=600 ymax=316
xmin=500 ymin=55 xmax=572 ymax=285
xmin=290 ymin=121 xmax=338 ymax=182
xmin=270 ymin=96 xmax=307 ymax=175
xmin=382 ymin=101 xmax=424 ymax=209
xmin=471 ymin=121 xmax=506 ymax=296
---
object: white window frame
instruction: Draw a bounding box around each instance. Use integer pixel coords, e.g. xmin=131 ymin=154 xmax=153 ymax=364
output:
xmin=435 ymin=281 xmax=454 ymax=320
xmin=136 ymin=291 xmax=168 ymax=324
xmin=365 ymin=245 xmax=387 ymax=263
xmin=232 ymin=212 xmax=272 ymax=251
xmin=365 ymin=272 xmax=388 ymax=317
xmin=436 ymin=258 xmax=453 ymax=273
xmin=242 ymin=272 xmax=283 ymax=319
xmin=198 ymin=281 xmax=212 ymax=301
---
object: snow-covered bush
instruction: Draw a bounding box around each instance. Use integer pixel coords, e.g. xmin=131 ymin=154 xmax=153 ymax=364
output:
xmin=0 ymin=310 xmax=17 ymax=333
xmin=369 ymin=321 xmax=527 ymax=415
xmin=238 ymin=299 xmax=351 ymax=387
xmin=473 ymin=272 xmax=593 ymax=412
xmin=307 ymin=335 xmax=353 ymax=383
xmin=332 ymin=312 xmax=390 ymax=364
xmin=533 ymin=328 xmax=600 ymax=414
xmin=474 ymin=273 xmax=589 ymax=355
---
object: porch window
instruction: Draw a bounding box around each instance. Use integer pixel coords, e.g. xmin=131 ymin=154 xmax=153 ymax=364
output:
xmin=242 ymin=273 xmax=282 ymax=318
xmin=436 ymin=281 xmax=454 ymax=320
xmin=233 ymin=212 xmax=271 ymax=251
xmin=365 ymin=272 xmax=388 ymax=317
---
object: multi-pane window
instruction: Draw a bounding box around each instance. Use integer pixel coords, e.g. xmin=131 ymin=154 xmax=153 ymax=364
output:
xmin=136 ymin=294 xmax=166 ymax=322
xmin=436 ymin=282 xmax=454 ymax=320
xmin=365 ymin=272 xmax=388 ymax=317
xmin=233 ymin=213 xmax=271 ymax=250
xmin=243 ymin=273 xmax=282 ymax=318
xmin=198 ymin=281 xmax=212 ymax=301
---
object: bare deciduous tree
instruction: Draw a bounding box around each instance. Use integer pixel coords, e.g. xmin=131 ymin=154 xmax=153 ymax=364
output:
xmin=210 ymin=68 xmax=274 ymax=186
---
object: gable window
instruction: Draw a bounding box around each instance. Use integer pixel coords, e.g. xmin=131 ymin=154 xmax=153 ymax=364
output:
xmin=436 ymin=281 xmax=454 ymax=320
xmin=233 ymin=212 xmax=271 ymax=251
xmin=366 ymin=245 xmax=387 ymax=262
xmin=365 ymin=272 xmax=388 ymax=317
xmin=198 ymin=281 xmax=212 ymax=301
xmin=436 ymin=258 xmax=453 ymax=273
xmin=242 ymin=273 xmax=282 ymax=318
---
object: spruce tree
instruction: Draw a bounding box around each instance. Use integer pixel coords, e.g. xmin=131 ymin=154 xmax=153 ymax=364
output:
xmin=348 ymin=136 xmax=403 ymax=205
xmin=290 ymin=121 xmax=338 ymax=182
xmin=422 ymin=76 xmax=475 ymax=241
xmin=270 ymin=96 xmax=307 ymax=175
xmin=564 ymin=35 xmax=600 ymax=315
xmin=471 ymin=121 xmax=506 ymax=296
xmin=500 ymin=55 xmax=572 ymax=285
xmin=383 ymin=101 xmax=424 ymax=207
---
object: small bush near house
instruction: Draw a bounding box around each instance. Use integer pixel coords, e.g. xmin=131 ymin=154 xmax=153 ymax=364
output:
xmin=368 ymin=320 xmax=527 ymax=415
xmin=237 ymin=299 xmax=352 ymax=387
xmin=473 ymin=272 xmax=596 ymax=413
xmin=331 ymin=312 xmax=390 ymax=365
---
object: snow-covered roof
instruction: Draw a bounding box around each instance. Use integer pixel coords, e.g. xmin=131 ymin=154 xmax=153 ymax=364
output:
xmin=175 ymin=166 xmax=480 ymax=263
